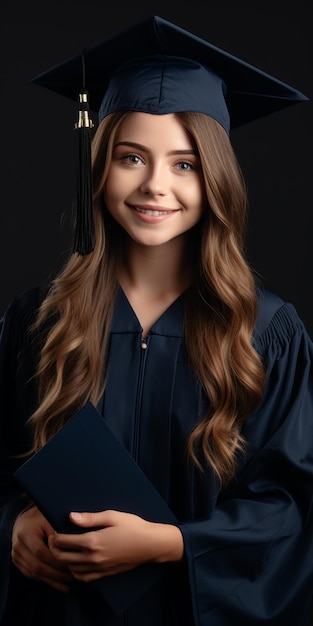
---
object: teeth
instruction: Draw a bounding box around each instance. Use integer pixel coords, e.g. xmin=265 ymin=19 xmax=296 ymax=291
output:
xmin=135 ymin=207 xmax=172 ymax=216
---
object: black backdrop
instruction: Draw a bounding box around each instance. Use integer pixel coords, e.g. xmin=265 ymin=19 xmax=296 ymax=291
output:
xmin=1 ymin=0 xmax=312 ymax=335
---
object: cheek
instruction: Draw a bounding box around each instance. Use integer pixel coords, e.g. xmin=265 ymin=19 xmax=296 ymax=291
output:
xmin=104 ymin=168 xmax=137 ymax=208
xmin=184 ymin=179 xmax=207 ymax=216
xmin=103 ymin=173 xmax=121 ymax=211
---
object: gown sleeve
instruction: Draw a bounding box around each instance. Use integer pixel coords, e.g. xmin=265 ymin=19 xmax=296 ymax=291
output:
xmin=0 ymin=288 xmax=43 ymax=621
xmin=179 ymin=295 xmax=313 ymax=626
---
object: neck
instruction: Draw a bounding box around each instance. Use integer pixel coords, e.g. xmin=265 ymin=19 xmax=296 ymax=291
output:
xmin=119 ymin=234 xmax=193 ymax=298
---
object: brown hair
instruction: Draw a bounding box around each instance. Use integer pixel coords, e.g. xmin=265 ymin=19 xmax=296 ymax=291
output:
xmin=29 ymin=111 xmax=265 ymax=487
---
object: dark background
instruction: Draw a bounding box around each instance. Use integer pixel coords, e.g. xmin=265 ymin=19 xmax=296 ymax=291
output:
xmin=1 ymin=1 xmax=312 ymax=335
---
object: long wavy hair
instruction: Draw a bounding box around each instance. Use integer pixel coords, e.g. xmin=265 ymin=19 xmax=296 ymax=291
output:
xmin=28 ymin=110 xmax=265 ymax=487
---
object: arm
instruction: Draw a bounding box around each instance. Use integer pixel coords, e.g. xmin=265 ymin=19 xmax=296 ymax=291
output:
xmin=178 ymin=302 xmax=313 ymax=626
xmin=48 ymin=509 xmax=184 ymax=580
xmin=0 ymin=288 xmax=72 ymax=619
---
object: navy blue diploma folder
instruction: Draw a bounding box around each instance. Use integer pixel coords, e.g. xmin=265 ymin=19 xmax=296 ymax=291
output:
xmin=14 ymin=401 xmax=178 ymax=614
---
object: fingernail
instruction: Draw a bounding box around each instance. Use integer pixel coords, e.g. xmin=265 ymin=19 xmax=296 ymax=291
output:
xmin=70 ymin=512 xmax=82 ymax=521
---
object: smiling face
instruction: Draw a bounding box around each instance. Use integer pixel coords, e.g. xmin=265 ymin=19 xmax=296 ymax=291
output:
xmin=103 ymin=112 xmax=207 ymax=249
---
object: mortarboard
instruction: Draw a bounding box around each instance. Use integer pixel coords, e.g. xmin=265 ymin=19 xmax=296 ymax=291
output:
xmin=32 ymin=15 xmax=308 ymax=254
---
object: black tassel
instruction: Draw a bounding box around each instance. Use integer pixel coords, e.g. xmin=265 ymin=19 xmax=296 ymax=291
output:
xmin=73 ymin=53 xmax=95 ymax=255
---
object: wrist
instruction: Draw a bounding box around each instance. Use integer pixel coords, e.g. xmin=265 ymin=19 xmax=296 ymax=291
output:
xmin=148 ymin=522 xmax=184 ymax=564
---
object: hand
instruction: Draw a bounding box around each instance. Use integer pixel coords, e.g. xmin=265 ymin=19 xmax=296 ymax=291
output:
xmin=11 ymin=506 xmax=74 ymax=592
xmin=48 ymin=509 xmax=184 ymax=582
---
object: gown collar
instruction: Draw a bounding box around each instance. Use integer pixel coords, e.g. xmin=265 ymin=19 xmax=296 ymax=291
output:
xmin=110 ymin=286 xmax=186 ymax=338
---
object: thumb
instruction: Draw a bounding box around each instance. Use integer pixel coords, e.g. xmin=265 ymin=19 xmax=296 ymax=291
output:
xmin=69 ymin=512 xmax=84 ymax=524
xmin=69 ymin=511 xmax=98 ymax=528
xmin=69 ymin=510 xmax=112 ymax=529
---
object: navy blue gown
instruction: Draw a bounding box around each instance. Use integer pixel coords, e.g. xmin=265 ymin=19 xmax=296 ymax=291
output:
xmin=0 ymin=285 xmax=312 ymax=625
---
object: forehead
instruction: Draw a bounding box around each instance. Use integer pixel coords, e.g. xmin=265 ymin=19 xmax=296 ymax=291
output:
xmin=114 ymin=112 xmax=196 ymax=149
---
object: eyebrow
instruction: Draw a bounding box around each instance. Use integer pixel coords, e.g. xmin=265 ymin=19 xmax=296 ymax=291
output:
xmin=114 ymin=141 xmax=199 ymax=156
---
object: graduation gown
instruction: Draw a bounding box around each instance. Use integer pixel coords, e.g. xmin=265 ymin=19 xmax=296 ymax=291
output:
xmin=0 ymin=285 xmax=312 ymax=625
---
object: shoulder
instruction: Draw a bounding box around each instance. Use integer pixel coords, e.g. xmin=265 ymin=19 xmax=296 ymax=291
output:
xmin=254 ymin=287 xmax=285 ymax=334
xmin=0 ymin=285 xmax=50 ymax=348
xmin=1 ymin=285 xmax=48 ymax=322
xmin=253 ymin=286 xmax=311 ymax=354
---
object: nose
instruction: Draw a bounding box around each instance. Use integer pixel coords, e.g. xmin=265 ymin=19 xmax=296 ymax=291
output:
xmin=140 ymin=162 xmax=169 ymax=196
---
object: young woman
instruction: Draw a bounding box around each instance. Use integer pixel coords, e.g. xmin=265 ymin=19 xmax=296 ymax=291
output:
xmin=0 ymin=16 xmax=312 ymax=626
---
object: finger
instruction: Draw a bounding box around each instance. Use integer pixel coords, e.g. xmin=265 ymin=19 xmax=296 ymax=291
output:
xmin=69 ymin=509 xmax=124 ymax=529
xmin=69 ymin=509 xmax=119 ymax=528
xmin=48 ymin=530 xmax=95 ymax=553
xmin=13 ymin=522 xmax=63 ymax=569
xmin=15 ymin=533 xmax=71 ymax=573
xmin=13 ymin=551 xmax=73 ymax=589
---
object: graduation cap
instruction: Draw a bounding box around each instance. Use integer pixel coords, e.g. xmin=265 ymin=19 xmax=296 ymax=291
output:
xmin=32 ymin=15 xmax=308 ymax=255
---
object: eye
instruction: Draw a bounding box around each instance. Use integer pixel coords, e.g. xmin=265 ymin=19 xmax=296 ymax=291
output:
xmin=175 ymin=161 xmax=198 ymax=172
xmin=120 ymin=153 xmax=144 ymax=166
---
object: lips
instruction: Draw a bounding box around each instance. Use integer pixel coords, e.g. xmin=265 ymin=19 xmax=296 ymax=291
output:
xmin=131 ymin=204 xmax=179 ymax=216
xmin=135 ymin=207 xmax=175 ymax=216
